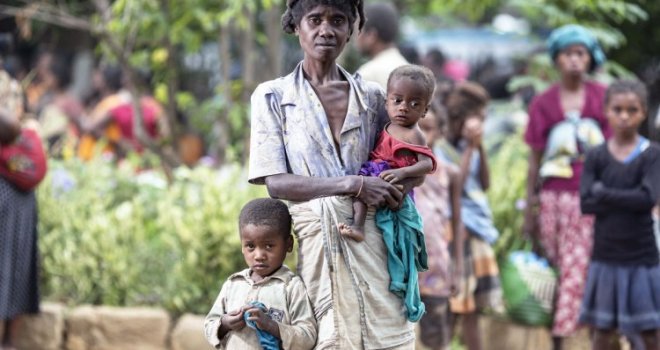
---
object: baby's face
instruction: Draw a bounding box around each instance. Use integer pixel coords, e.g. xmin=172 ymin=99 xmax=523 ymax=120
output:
xmin=386 ymin=77 xmax=429 ymax=128
xmin=240 ymin=224 xmax=293 ymax=282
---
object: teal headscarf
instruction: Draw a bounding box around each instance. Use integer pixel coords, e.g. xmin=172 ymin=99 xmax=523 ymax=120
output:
xmin=547 ymin=24 xmax=606 ymax=73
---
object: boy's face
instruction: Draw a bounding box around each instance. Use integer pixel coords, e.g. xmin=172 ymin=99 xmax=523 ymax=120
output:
xmin=605 ymin=92 xmax=645 ymax=137
xmin=240 ymin=224 xmax=293 ymax=282
xmin=386 ymin=76 xmax=429 ymax=128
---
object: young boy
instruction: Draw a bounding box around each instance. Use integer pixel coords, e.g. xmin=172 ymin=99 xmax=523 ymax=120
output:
xmin=204 ymin=198 xmax=317 ymax=349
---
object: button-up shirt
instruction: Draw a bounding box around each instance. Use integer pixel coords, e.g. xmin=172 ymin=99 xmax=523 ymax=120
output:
xmin=248 ymin=62 xmax=388 ymax=184
xmin=204 ymin=266 xmax=317 ymax=349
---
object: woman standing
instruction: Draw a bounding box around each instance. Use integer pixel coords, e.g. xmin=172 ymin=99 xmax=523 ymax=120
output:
xmin=522 ymin=24 xmax=609 ymax=350
xmin=0 ymin=66 xmax=46 ymax=350
xmin=248 ymin=0 xmax=417 ymax=348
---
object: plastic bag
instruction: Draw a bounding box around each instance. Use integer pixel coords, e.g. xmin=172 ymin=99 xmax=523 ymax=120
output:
xmin=500 ymin=243 xmax=557 ymax=327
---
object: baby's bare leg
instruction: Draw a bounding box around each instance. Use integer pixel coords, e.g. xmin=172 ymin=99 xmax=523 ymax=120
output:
xmin=338 ymin=198 xmax=366 ymax=242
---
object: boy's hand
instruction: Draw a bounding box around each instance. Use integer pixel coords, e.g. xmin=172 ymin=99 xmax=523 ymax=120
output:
xmin=221 ymin=308 xmax=247 ymax=331
xmin=462 ymin=117 xmax=483 ymax=147
xmin=379 ymin=168 xmax=407 ymax=184
xmin=244 ymin=306 xmax=279 ymax=336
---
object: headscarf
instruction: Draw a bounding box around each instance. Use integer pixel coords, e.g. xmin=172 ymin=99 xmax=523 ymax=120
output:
xmin=547 ymin=24 xmax=606 ymax=73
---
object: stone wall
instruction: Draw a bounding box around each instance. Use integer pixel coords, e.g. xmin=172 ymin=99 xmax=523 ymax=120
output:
xmin=7 ymin=303 xmax=213 ymax=350
xmin=8 ymin=303 xmax=607 ymax=350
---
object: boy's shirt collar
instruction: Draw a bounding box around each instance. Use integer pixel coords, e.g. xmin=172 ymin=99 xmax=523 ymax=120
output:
xmin=229 ymin=265 xmax=293 ymax=285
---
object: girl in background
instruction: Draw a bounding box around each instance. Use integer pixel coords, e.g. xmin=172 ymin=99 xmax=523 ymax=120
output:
xmin=435 ymin=81 xmax=502 ymax=350
xmin=579 ymin=80 xmax=660 ymax=350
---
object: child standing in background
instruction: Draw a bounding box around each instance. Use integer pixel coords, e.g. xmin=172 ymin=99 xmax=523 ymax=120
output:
xmin=204 ymin=198 xmax=316 ymax=350
xmin=579 ymin=80 xmax=660 ymax=350
xmin=417 ymin=100 xmax=465 ymax=350
xmin=435 ymin=81 xmax=503 ymax=350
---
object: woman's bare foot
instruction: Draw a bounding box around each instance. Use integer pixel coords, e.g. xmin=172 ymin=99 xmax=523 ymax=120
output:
xmin=338 ymin=223 xmax=365 ymax=242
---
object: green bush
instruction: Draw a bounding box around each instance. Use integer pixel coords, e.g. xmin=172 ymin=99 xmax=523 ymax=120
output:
xmin=38 ymin=156 xmax=268 ymax=315
xmin=486 ymin=130 xmax=530 ymax=260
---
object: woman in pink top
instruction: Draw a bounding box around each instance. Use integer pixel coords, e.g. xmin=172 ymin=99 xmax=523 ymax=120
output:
xmin=522 ymin=24 xmax=610 ymax=350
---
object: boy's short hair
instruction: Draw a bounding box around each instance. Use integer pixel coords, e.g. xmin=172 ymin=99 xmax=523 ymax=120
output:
xmin=605 ymin=79 xmax=648 ymax=112
xmin=239 ymin=198 xmax=292 ymax=239
xmin=387 ymin=64 xmax=436 ymax=102
xmin=445 ymin=81 xmax=490 ymax=123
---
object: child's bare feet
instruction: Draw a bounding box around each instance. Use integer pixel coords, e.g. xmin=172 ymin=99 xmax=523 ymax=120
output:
xmin=338 ymin=223 xmax=365 ymax=242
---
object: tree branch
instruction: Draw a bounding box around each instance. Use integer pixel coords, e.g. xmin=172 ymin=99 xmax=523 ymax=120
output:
xmin=0 ymin=4 xmax=91 ymax=31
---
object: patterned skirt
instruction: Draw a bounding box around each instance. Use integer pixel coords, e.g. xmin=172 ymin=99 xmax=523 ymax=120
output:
xmin=0 ymin=178 xmax=40 ymax=320
xmin=538 ymin=190 xmax=593 ymax=337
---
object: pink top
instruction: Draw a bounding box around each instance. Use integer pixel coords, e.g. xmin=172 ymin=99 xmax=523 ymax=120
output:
xmin=524 ymin=81 xmax=610 ymax=192
xmin=370 ymin=129 xmax=437 ymax=172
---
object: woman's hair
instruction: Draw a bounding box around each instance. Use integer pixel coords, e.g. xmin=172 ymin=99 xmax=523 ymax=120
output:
xmin=387 ymin=64 xmax=436 ymax=102
xmin=445 ymin=81 xmax=490 ymax=123
xmin=50 ymin=54 xmax=73 ymax=90
xmin=239 ymin=198 xmax=292 ymax=239
xmin=102 ymin=65 xmax=123 ymax=92
xmin=428 ymin=98 xmax=448 ymax=132
xmin=605 ymin=79 xmax=649 ymax=113
xmin=281 ymin=0 xmax=365 ymax=35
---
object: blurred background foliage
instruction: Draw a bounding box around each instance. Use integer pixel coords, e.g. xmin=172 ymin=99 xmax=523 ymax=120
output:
xmin=38 ymin=156 xmax=268 ymax=315
xmin=1 ymin=0 xmax=657 ymax=315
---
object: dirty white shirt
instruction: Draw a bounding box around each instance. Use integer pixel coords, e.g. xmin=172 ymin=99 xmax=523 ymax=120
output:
xmin=204 ymin=265 xmax=317 ymax=349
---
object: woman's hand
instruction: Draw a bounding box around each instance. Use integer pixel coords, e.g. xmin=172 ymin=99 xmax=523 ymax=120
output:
xmin=356 ymin=175 xmax=404 ymax=210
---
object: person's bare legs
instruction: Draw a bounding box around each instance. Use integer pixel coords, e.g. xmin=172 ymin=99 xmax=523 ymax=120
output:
xmin=1 ymin=317 xmax=21 ymax=350
xmin=462 ymin=312 xmax=481 ymax=350
xmin=592 ymin=329 xmax=619 ymax=350
xmin=552 ymin=336 xmax=563 ymax=350
xmin=641 ymin=329 xmax=660 ymax=350
xmin=338 ymin=199 xmax=366 ymax=242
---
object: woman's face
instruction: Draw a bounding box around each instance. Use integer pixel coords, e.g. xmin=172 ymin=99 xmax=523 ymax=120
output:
xmin=555 ymin=44 xmax=591 ymax=77
xmin=296 ymin=5 xmax=351 ymax=63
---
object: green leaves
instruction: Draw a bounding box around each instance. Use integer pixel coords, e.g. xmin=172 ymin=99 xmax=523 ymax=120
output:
xmin=38 ymin=157 xmax=267 ymax=315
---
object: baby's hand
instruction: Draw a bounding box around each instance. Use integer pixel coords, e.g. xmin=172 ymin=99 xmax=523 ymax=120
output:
xmin=222 ymin=308 xmax=247 ymax=331
xmin=379 ymin=169 xmax=407 ymax=184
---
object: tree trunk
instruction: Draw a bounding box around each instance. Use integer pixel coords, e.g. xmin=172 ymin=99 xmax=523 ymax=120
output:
xmin=210 ymin=20 xmax=233 ymax=166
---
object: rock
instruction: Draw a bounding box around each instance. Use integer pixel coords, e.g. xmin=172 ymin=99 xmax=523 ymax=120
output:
xmin=66 ymin=305 xmax=170 ymax=350
xmin=15 ymin=302 xmax=66 ymax=350
xmin=170 ymin=314 xmax=214 ymax=350
xmin=480 ymin=315 xmax=552 ymax=350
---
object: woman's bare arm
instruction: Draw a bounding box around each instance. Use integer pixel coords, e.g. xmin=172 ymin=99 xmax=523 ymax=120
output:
xmin=0 ymin=109 xmax=21 ymax=145
xmin=265 ymin=173 xmax=404 ymax=209
xmin=523 ymin=149 xmax=543 ymax=238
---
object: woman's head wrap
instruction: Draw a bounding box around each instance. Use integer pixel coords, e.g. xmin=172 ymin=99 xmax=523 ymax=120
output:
xmin=281 ymin=0 xmax=365 ymax=35
xmin=547 ymin=24 xmax=606 ymax=73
